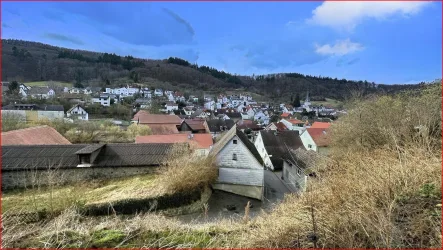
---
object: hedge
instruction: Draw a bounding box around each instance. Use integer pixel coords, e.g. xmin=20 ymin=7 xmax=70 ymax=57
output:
xmin=83 ymin=186 xmax=204 ymax=216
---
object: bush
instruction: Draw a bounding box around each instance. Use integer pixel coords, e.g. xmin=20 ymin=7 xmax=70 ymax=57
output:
xmin=157 ymin=145 xmax=218 ymax=194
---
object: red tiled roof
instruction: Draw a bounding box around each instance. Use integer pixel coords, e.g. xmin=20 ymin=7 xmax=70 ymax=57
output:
xmin=145 ymin=124 xmax=179 ymax=135
xmin=287 ymin=119 xmax=304 ymax=124
xmin=310 ymin=122 xmax=331 ymax=129
xmin=307 ymin=128 xmax=330 ymax=147
xmin=276 ymin=122 xmax=288 ymax=131
xmin=1 ymin=126 xmax=71 ymax=145
xmin=281 ymin=113 xmax=291 ymax=118
xmin=184 ymin=119 xmax=208 ymax=131
xmin=136 ymin=133 xmax=213 ymax=149
xmin=132 ymin=111 xmax=182 ymax=125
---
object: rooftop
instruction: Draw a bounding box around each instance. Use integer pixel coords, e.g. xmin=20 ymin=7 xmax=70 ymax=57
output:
xmin=1 ymin=126 xmax=71 ymax=146
xmin=136 ymin=133 xmax=213 ymax=149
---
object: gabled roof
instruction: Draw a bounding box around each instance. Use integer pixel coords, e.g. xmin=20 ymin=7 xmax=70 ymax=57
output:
xmin=306 ymin=128 xmax=330 ymax=147
xmin=132 ymin=111 xmax=182 ymax=125
xmin=310 ymin=122 xmax=331 ymax=129
xmin=2 ymin=104 xmax=64 ymax=111
xmin=147 ymin=124 xmax=180 ymax=135
xmin=183 ymin=119 xmax=208 ymax=131
xmin=286 ymin=118 xmax=304 ymax=125
xmin=1 ymin=126 xmax=71 ymax=145
xmin=236 ymin=119 xmax=261 ymax=130
xmin=136 ymin=133 xmax=213 ymax=149
xmin=206 ymin=119 xmax=235 ymax=132
xmin=259 ymin=130 xmax=305 ymax=170
xmin=281 ymin=112 xmax=291 ymax=118
xmin=67 ymin=104 xmax=86 ymax=113
xmin=27 ymin=87 xmax=52 ymax=95
xmin=2 ymin=143 xmax=179 ymax=171
xmin=210 ymin=125 xmax=263 ymax=164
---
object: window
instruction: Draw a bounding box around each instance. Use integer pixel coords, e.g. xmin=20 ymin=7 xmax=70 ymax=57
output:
xmin=232 ymin=153 xmax=237 ymax=160
xmin=308 ymin=144 xmax=312 ymax=149
xmin=233 ymin=139 xmax=238 ymax=144
xmin=79 ymin=155 xmax=91 ymax=164
xmin=296 ymin=167 xmax=302 ymax=176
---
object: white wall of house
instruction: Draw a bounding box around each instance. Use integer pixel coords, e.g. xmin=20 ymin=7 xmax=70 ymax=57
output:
xmin=215 ymin=135 xmax=264 ymax=200
xmin=165 ymin=104 xmax=178 ymax=112
xmin=92 ymin=96 xmax=111 ymax=107
xmin=300 ymin=130 xmax=317 ymax=152
xmin=282 ymin=160 xmax=308 ymax=193
xmin=67 ymin=106 xmax=89 ymax=120
xmin=254 ymin=132 xmax=275 ymax=170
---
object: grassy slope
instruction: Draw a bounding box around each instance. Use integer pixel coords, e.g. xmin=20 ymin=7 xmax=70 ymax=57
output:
xmin=25 ymin=81 xmax=73 ymax=87
xmin=2 ymin=174 xmax=159 ymax=215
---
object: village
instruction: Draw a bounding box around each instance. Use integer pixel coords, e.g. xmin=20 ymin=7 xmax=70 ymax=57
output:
xmin=1 ymin=81 xmax=345 ymax=219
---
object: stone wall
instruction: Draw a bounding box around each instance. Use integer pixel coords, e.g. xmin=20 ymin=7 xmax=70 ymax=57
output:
xmin=2 ymin=166 xmax=159 ymax=190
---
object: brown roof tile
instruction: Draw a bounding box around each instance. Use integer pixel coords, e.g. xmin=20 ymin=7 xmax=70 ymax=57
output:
xmin=1 ymin=126 xmax=71 ymax=145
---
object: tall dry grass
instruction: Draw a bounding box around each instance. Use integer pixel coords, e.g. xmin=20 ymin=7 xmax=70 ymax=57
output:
xmin=238 ymin=84 xmax=442 ymax=248
xmin=157 ymin=144 xmax=218 ymax=194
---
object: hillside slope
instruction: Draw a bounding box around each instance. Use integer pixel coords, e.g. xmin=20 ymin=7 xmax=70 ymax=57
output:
xmin=1 ymin=39 xmax=423 ymax=101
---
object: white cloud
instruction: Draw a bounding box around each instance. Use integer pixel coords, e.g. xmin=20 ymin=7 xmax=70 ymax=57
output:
xmin=307 ymin=1 xmax=431 ymax=30
xmin=315 ymin=39 xmax=364 ymax=56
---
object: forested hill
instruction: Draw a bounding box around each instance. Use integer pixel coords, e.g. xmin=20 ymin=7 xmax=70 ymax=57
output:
xmin=1 ymin=39 xmax=423 ymax=101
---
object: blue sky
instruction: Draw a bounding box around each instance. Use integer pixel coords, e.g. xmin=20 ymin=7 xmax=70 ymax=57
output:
xmin=2 ymin=1 xmax=441 ymax=84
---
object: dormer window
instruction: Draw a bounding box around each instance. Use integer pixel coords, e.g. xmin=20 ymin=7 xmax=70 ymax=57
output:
xmin=79 ymin=155 xmax=91 ymax=164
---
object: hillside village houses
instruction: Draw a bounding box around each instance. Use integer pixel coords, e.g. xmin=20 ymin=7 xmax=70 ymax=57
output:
xmin=4 ymin=81 xmax=340 ymax=201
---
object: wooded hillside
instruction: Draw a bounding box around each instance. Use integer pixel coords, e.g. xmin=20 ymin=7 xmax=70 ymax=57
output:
xmin=2 ymin=39 xmax=423 ymax=101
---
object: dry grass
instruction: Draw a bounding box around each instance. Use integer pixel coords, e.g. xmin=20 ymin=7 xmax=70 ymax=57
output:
xmin=2 ymin=174 xmax=159 ymax=215
xmin=157 ymin=144 xmax=218 ymax=194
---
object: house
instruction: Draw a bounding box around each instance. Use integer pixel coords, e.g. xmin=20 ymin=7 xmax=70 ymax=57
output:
xmin=174 ymin=92 xmax=186 ymax=102
xmin=310 ymin=121 xmax=332 ymax=129
xmin=300 ymin=128 xmax=331 ymax=155
xmin=281 ymin=112 xmax=291 ymax=119
xmin=206 ymin=119 xmax=235 ymax=138
xmin=1 ymin=143 xmax=183 ymax=190
xmin=136 ymin=133 xmax=213 ymax=157
xmin=183 ymin=107 xmax=194 ymax=116
xmin=18 ymin=83 xmax=30 ymax=97
xmin=265 ymin=122 xmax=288 ymax=131
xmin=66 ymin=104 xmax=89 ymax=121
xmin=69 ymin=88 xmax=83 ymax=94
xmin=2 ymin=104 xmax=64 ymax=122
xmin=254 ymin=130 xmax=305 ymax=171
xmin=1 ymin=126 xmax=71 ymax=145
xmin=180 ymin=119 xmax=210 ymax=133
xmin=253 ymin=110 xmax=270 ymax=125
xmin=91 ymin=94 xmax=111 ymax=106
xmin=204 ymin=101 xmax=216 ymax=111
xmin=154 ymin=89 xmax=163 ymax=96
xmin=165 ymin=101 xmax=179 ymax=113
xmin=280 ymin=118 xmax=306 ymax=132
xmin=134 ymin=98 xmax=151 ymax=109
xmin=132 ymin=111 xmax=183 ymax=135
xmin=209 ymin=125 xmax=264 ymax=200
xmin=27 ymin=87 xmax=55 ymax=99
xmin=190 ymin=109 xmax=210 ymax=119
xmin=281 ymin=148 xmax=317 ymax=193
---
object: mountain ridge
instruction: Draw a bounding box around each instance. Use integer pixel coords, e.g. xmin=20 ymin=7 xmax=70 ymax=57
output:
xmin=1 ymin=39 xmax=424 ymax=101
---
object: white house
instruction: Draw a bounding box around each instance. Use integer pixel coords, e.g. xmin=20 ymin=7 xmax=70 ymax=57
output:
xmin=154 ymin=89 xmax=163 ymax=96
xmin=254 ymin=110 xmax=270 ymax=125
xmin=19 ymin=84 xmax=30 ymax=98
xmin=27 ymin=87 xmax=55 ymax=99
xmin=66 ymin=104 xmax=89 ymax=121
xmin=210 ymin=124 xmax=265 ymax=200
xmin=165 ymin=102 xmax=179 ymax=112
xmin=204 ymin=101 xmax=216 ymax=111
xmin=280 ymin=118 xmax=306 ymax=132
xmin=281 ymin=148 xmax=315 ymax=193
xmin=69 ymin=88 xmax=82 ymax=94
xmin=300 ymin=128 xmax=330 ymax=155
xmin=92 ymin=94 xmax=111 ymax=107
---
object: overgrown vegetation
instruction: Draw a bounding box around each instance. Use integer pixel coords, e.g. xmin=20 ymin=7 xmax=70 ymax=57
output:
xmin=1 ymin=116 xmax=151 ymax=143
xmin=2 ymin=83 xmax=441 ymax=248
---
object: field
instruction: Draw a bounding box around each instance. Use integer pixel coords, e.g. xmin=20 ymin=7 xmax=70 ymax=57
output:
xmin=25 ymin=81 xmax=73 ymax=87
xmin=2 ymin=174 xmax=159 ymax=215
xmin=311 ymin=98 xmax=344 ymax=109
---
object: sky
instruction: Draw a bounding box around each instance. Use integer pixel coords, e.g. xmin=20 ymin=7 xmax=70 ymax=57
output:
xmin=1 ymin=1 xmax=441 ymax=84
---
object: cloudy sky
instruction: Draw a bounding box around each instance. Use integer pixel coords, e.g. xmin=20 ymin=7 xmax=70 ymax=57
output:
xmin=2 ymin=1 xmax=441 ymax=84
